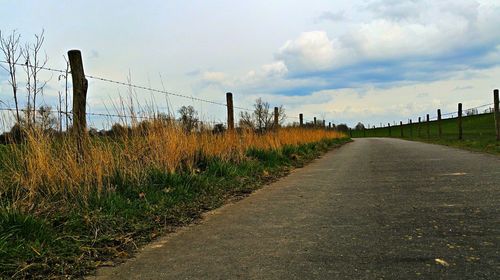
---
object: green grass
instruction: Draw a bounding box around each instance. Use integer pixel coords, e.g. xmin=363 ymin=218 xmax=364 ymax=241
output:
xmin=351 ymin=113 xmax=500 ymax=154
xmin=0 ymin=137 xmax=350 ymax=279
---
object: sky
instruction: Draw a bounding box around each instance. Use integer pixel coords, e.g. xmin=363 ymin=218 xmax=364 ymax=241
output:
xmin=1 ymin=0 xmax=500 ymax=129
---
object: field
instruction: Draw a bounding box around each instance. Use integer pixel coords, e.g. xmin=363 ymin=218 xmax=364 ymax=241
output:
xmin=0 ymin=124 xmax=348 ymax=278
xmin=351 ymin=113 xmax=500 ymax=154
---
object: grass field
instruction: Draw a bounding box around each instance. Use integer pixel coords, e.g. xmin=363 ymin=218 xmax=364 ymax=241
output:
xmin=0 ymin=125 xmax=348 ymax=278
xmin=351 ymin=112 xmax=500 ymax=154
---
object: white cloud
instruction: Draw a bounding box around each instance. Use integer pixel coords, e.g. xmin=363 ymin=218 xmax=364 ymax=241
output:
xmin=276 ymin=31 xmax=337 ymax=72
xmin=273 ymin=0 xmax=500 ymax=76
xmin=261 ymin=61 xmax=288 ymax=77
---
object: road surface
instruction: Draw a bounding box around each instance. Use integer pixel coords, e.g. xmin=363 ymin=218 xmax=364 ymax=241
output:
xmin=94 ymin=138 xmax=500 ymax=279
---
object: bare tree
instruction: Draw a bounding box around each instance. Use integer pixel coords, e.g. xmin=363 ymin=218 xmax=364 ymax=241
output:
xmin=36 ymin=105 xmax=57 ymax=131
xmin=23 ymin=30 xmax=48 ymax=125
xmin=239 ymin=111 xmax=255 ymax=130
xmin=178 ymin=105 xmax=198 ymax=132
xmin=276 ymin=105 xmax=286 ymax=126
xmin=239 ymin=99 xmax=286 ymax=132
xmin=0 ymin=30 xmax=22 ymax=123
xmin=254 ymin=98 xmax=273 ymax=132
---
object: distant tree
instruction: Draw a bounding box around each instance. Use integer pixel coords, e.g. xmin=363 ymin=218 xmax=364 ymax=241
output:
xmin=110 ymin=123 xmax=128 ymax=137
xmin=155 ymin=112 xmax=174 ymax=126
xmin=275 ymin=105 xmax=286 ymax=127
xmin=36 ymin=105 xmax=57 ymax=131
xmin=355 ymin=122 xmax=365 ymax=130
xmin=247 ymin=98 xmax=286 ymax=132
xmin=239 ymin=111 xmax=255 ymax=130
xmin=253 ymin=98 xmax=273 ymax=132
xmin=178 ymin=105 xmax=198 ymax=132
xmin=212 ymin=123 xmax=225 ymax=134
xmin=336 ymin=123 xmax=349 ymax=133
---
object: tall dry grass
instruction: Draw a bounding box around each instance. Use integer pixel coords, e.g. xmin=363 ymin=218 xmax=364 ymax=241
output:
xmin=0 ymin=121 xmax=344 ymax=211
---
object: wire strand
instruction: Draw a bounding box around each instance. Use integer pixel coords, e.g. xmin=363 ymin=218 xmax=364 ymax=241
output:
xmin=0 ymin=60 xmax=253 ymax=111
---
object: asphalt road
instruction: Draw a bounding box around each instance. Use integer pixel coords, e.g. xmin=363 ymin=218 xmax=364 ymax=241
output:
xmin=93 ymin=138 xmax=500 ymax=279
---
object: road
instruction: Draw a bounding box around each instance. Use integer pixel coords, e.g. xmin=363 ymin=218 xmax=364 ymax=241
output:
xmin=93 ymin=138 xmax=500 ymax=279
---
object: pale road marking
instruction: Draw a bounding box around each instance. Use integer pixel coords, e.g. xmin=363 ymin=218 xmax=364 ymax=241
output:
xmin=440 ymin=172 xmax=468 ymax=176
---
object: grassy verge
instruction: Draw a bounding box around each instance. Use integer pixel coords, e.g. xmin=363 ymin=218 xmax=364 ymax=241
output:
xmin=351 ymin=113 xmax=500 ymax=155
xmin=0 ymin=137 xmax=350 ymax=279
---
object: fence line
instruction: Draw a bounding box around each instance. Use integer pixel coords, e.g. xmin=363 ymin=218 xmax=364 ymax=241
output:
xmin=5 ymin=53 xmax=494 ymax=137
xmin=0 ymin=60 xmax=253 ymax=112
xmin=0 ymin=58 xmax=317 ymax=129
xmin=355 ymin=90 xmax=499 ymax=141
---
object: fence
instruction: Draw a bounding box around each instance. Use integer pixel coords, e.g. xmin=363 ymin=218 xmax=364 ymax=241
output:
xmin=1 ymin=50 xmax=327 ymax=130
xmin=4 ymin=49 xmax=496 ymax=148
xmin=1 ymin=49 xmax=340 ymax=158
xmin=351 ymin=89 xmax=500 ymax=142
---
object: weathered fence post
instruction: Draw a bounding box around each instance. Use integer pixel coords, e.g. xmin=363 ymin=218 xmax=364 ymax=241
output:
xmin=226 ymin=92 xmax=234 ymax=131
xmin=494 ymin=89 xmax=499 ymax=141
xmin=426 ymin=114 xmax=430 ymax=138
xmin=437 ymin=109 xmax=442 ymax=138
xmin=274 ymin=106 xmax=279 ymax=130
xmin=458 ymin=103 xmax=463 ymax=140
xmin=299 ymin=113 xmax=303 ymax=127
xmin=329 ymin=122 xmax=332 ymax=129
xmin=418 ymin=117 xmax=421 ymax=137
xmin=322 ymin=119 xmax=326 ymax=129
xmin=314 ymin=117 xmax=317 ymax=126
xmin=388 ymin=123 xmax=391 ymax=137
xmin=409 ymin=119 xmax=413 ymax=138
xmin=68 ymin=50 xmax=88 ymax=161
xmin=400 ymin=121 xmax=404 ymax=137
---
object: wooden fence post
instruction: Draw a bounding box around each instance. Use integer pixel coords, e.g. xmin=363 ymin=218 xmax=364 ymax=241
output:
xmin=314 ymin=117 xmax=317 ymax=126
xmin=388 ymin=123 xmax=391 ymax=137
xmin=299 ymin=113 xmax=303 ymax=127
xmin=418 ymin=117 xmax=421 ymax=137
xmin=409 ymin=119 xmax=413 ymax=138
xmin=458 ymin=103 xmax=463 ymax=140
xmin=426 ymin=114 xmax=430 ymax=138
xmin=494 ymin=89 xmax=499 ymax=141
xmin=329 ymin=122 xmax=332 ymax=129
xmin=68 ymin=50 xmax=88 ymax=161
xmin=226 ymin=92 xmax=234 ymax=131
xmin=322 ymin=119 xmax=325 ymax=129
xmin=400 ymin=121 xmax=404 ymax=137
xmin=437 ymin=109 xmax=442 ymax=138
xmin=274 ymin=106 xmax=279 ymax=129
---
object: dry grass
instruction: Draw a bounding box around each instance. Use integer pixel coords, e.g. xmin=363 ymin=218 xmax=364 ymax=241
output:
xmin=0 ymin=121 xmax=344 ymax=212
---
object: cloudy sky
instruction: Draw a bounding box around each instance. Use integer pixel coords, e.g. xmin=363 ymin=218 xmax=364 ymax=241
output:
xmin=1 ymin=0 xmax=500 ymax=128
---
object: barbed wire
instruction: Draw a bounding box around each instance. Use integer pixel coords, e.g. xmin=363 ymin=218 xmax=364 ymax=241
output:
xmin=0 ymin=107 xmax=241 ymax=128
xmin=0 ymin=60 xmax=253 ymax=112
xmin=85 ymin=74 xmax=252 ymax=111
xmin=0 ymin=60 xmax=67 ymax=75
xmin=2 ymin=60 xmax=496 ymax=128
